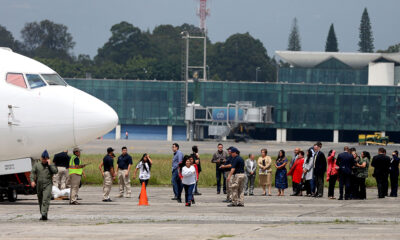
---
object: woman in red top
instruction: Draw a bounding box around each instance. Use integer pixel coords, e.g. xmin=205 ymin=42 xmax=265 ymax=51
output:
xmin=326 ymin=150 xmax=338 ymax=199
xmin=288 ymin=151 xmax=305 ymax=196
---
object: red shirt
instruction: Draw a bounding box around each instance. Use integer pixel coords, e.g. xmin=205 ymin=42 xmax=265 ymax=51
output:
xmin=287 ymin=157 xmax=304 ymax=184
xmin=326 ymin=150 xmax=338 ymax=181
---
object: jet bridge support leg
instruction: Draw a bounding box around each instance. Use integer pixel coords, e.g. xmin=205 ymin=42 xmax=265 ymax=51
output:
xmin=167 ymin=126 xmax=173 ymax=141
xmin=276 ymin=128 xmax=287 ymax=143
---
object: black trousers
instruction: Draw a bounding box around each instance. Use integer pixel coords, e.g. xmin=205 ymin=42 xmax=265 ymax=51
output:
xmin=350 ymin=174 xmax=358 ymax=199
xmin=314 ymin=174 xmax=324 ymax=197
xmin=216 ymin=167 xmax=226 ymax=193
xmin=140 ymin=179 xmax=149 ymax=187
xmin=328 ymin=175 xmax=338 ymax=197
xmin=305 ymin=180 xmax=312 ymax=195
xmin=139 ymin=179 xmax=149 ymax=198
xmin=195 ymin=172 xmax=201 ymax=193
xmin=375 ymin=174 xmax=389 ymax=198
xmin=339 ymin=173 xmax=351 ymax=199
xmin=390 ymin=172 xmax=398 ymax=197
xmin=355 ymin=177 xmax=366 ymax=199
xmin=292 ymin=182 xmax=302 ymax=195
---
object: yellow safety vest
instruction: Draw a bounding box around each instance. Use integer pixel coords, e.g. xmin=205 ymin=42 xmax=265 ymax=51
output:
xmin=69 ymin=155 xmax=83 ymax=175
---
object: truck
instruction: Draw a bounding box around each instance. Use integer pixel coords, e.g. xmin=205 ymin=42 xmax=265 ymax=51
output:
xmin=0 ymin=158 xmax=36 ymax=202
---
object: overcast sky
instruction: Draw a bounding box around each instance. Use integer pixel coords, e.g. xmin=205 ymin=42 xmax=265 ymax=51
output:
xmin=0 ymin=0 xmax=398 ymax=58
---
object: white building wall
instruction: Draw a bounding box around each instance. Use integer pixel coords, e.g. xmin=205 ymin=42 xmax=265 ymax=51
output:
xmin=368 ymin=62 xmax=395 ymax=86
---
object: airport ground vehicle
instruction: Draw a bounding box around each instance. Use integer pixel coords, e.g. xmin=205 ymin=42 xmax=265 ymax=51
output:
xmin=0 ymin=158 xmax=36 ymax=202
xmin=358 ymin=132 xmax=389 ymax=146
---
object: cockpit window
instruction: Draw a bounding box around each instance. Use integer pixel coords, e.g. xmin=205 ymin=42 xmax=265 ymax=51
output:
xmin=6 ymin=73 xmax=27 ymax=88
xmin=25 ymin=74 xmax=47 ymax=89
xmin=41 ymin=74 xmax=67 ymax=86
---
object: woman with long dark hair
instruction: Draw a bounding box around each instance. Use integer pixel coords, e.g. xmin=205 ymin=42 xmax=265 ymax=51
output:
xmin=303 ymin=148 xmax=315 ymax=196
xmin=275 ymin=150 xmax=288 ymax=196
xmin=191 ymin=145 xmax=202 ymax=195
xmin=133 ymin=153 xmax=153 ymax=198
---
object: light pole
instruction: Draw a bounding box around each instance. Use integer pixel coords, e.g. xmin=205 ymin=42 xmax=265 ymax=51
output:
xmin=181 ymin=31 xmax=189 ymax=106
xmin=206 ymin=65 xmax=210 ymax=80
xmin=256 ymin=67 xmax=261 ymax=82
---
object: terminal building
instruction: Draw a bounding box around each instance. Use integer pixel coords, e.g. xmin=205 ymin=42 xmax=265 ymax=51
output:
xmin=65 ymin=51 xmax=400 ymax=143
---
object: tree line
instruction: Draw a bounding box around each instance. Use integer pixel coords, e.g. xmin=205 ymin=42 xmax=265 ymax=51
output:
xmin=0 ymin=7 xmax=398 ymax=81
xmin=288 ymin=8 xmax=398 ymax=54
xmin=0 ymin=21 xmax=276 ymax=82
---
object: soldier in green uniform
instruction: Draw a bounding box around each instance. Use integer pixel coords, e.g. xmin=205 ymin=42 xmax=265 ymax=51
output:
xmin=30 ymin=150 xmax=58 ymax=221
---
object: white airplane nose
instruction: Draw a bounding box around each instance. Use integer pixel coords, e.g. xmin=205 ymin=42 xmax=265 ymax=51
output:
xmin=72 ymin=88 xmax=118 ymax=146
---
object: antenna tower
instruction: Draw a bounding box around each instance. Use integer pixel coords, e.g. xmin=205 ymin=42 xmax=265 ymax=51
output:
xmin=197 ymin=0 xmax=210 ymax=32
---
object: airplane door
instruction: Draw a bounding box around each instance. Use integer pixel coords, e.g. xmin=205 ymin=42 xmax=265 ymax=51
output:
xmin=7 ymin=104 xmax=20 ymax=127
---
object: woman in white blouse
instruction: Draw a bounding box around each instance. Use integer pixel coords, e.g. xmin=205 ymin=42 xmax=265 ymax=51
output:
xmin=133 ymin=153 xmax=153 ymax=198
xmin=181 ymin=156 xmax=196 ymax=207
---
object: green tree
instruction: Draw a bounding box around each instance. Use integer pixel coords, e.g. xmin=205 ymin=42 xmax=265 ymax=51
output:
xmin=208 ymin=33 xmax=276 ymax=82
xmin=123 ymin=56 xmax=156 ymax=79
xmin=0 ymin=25 xmax=15 ymax=49
xmin=358 ymin=8 xmax=374 ymax=52
xmin=149 ymin=24 xmax=182 ymax=80
xmin=21 ymin=20 xmax=75 ymax=59
xmin=95 ymin=21 xmax=150 ymax=64
xmin=287 ymin=18 xmax=301 ymax=51
xmin=377 ymin=43 xmax=400 ymax=53
xmin=325 ymin=24 xmax=339 ymax=52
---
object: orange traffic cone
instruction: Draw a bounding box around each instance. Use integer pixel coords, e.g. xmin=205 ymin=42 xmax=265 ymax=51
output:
xmin=138 ymin=182 xmax=149 ymax=206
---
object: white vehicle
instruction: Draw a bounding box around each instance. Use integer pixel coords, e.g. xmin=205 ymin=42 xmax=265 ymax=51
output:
xmin=0 ymin=47 xmax=118 ymax=201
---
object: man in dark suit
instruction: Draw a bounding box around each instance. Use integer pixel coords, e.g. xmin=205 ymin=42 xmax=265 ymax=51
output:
xmin=371 ymin=148 xmax=391 ymax=198
xmin=313 ymin=142 xmax=327 ymax=197
xmin=336 ymin=146 xmax=354 ymax=200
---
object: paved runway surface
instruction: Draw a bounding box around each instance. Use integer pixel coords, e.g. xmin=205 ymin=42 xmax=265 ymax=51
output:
xmin=1 ymin=186 xmax=399 ymax=239
xmin=81 ymin=139 xmax=400 ymax=156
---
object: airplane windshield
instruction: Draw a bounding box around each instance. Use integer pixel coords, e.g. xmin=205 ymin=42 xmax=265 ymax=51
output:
xmin=25 ymin=74 xmax=47 ymax=89
xmin=41 ymin=74 xmax=67 ymax=86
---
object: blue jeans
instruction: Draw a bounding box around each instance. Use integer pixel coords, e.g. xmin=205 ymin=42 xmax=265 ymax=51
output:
xmin=172 ymin=169 xmax=183 ymax=199
xmin=184 ymin=184 xmax=195 ymax=204
xmin=310 ymin=177 xmax=316 ymax=194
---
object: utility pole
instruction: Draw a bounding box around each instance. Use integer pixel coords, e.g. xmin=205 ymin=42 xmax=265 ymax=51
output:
xmin=256 ymin=67 xmax=261 ymax=82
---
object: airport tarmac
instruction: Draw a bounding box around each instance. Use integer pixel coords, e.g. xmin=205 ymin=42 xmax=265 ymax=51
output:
xmin=81 ymin=139 xmax=400 ymax=156
xmin=1 ymin=186 xmax=399 ymax=239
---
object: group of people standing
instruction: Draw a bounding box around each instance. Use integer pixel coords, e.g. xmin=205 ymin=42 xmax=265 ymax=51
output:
xmin=29 ymin=141 xmax=400 ymax=220
xmin=98 ymin=146 xmax=153 ymax=202
xmin=171 ymin=143 xmax=202 ymax=207
xmin=211 ymin=142 xmax=400 ymax=203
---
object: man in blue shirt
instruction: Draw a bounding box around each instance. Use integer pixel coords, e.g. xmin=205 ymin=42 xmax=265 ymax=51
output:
xmin=227 ymin=147 xmax=245 ymax=207
xmin=171 ymin=143 xmax=183 ymax=202
xmin=99 ymin=147 xmax=116 ymax=202
xmin=337 ymin=146 xmax=354 ymax=200
xmin=116 ymin=146 xmax=133 ymax=198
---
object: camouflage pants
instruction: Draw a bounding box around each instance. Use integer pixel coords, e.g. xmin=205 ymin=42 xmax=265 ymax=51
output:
xmin=230 ymin=173 xmax=245 ymax=206
xmin=224 ymin=171 xmax=232 ymax=200
xmin=53 ymin=166 xmax=69 ymax=190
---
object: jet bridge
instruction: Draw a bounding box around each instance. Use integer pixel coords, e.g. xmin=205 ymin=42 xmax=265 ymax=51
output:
xmin=185 ymin=101 xmax=274 ymax=141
